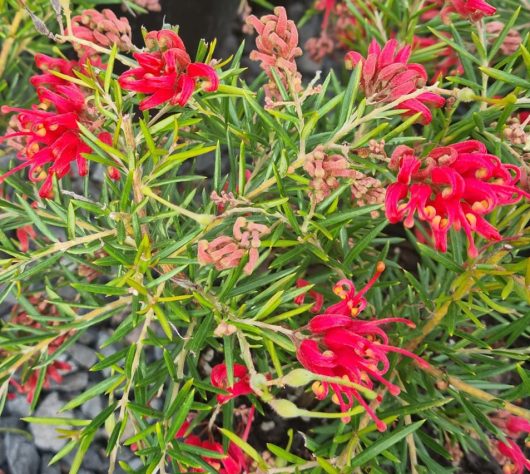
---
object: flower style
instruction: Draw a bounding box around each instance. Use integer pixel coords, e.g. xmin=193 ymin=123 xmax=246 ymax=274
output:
xmin=70 ymin=9 xmax=132 ymax=62
xmin=198 ymin=217 xmax=270 ymax=275
xmin=246 ymin=7 xmax=303 ymax=103
xmin=118 ymin=30 xmax=218 ymax=110
xmin=294 ymin=279 xmax=324 ymax=313
xmin=210 ymin=363 xmax=254 ymax=404
xmin=385 ymin=141 xmax=530 ymax=257
xmin=0 ymin=55 xmax=116 ymax=198
xmin=296 ymin=263 xmax=428 ymax=431
xmin=345 ymin=39 xmax=445 ymax=124
xmin=445 ymin=0 xmax=496 ymax=21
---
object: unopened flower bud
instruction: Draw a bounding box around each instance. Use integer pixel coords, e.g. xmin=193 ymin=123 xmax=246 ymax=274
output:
xmin=281 ymin=369 xmax=316 ymax=387
xmin=269 ymin=398 xmax=300 ymax=418
xmin=457 ymin=87 xmax=476 ymax=102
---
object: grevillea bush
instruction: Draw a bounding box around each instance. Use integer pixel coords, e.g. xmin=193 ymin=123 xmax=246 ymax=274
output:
xmin=1 ymin=0 xmax=530 ymax=473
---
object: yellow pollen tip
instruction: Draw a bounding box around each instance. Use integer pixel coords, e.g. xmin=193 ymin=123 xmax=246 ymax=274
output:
xmin=331 ymin=394 xmax=340 ymax=405
xmin=465 ymin=213 xmax=477 ymax=227
xmin=423 ymin=205 xmax=436 ymax=219
xmin=376 ymin=261 xmax=385 ymax=273
xmin=475 ymin=168 xmax=489 ymax=179
xmin=350 ymin=307 xmax=359 ymax=317
xmin=312 ymin=381 xmax=326 ymax=397
xmin=333 ymin=286 xmax=346 ymax=299
xmin=441 ymin=187 xmax=453 ymax=198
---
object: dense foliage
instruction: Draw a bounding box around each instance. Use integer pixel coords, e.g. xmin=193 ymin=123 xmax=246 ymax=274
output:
xmin=0 ymin=0 xmax=530 ymax=473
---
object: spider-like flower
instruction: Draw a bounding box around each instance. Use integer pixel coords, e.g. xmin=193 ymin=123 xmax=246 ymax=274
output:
xmin=445 ymin=0 xmax=496 ymax=21
xmin=385 ymin=141 xmax=530 ymax=257
xmin=118 ymin=30 xmax=218 ymax=110
xmin=8 ymin=295 xmax=72 ymax=402
xmin=296 ymin=263 xmax=428 ymax=431
xmin=246 ymin=6 xmax=303 ymax=102
xmin=344 ymin=39 xmax=445 ymax=124
xmin=70 ymin=9 xmax=132 ymax=61
xmin=0 ymin=56 xmax=118 ymax=197
xmin=210 ymin=363 xmax=253 ymax=404
xmin=198 ymin=217 xmax=270 ymax=275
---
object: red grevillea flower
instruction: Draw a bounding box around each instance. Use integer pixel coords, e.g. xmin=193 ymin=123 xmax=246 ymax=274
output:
xmin=344 ymin=39 xmax=445 ymax=124
xmin=495 ymin=440 xmax=530 ymax=474
xmin=9 ymin=360 xmax=72 ymax=403
xmin=0 ymin=55 xmax=115 ymax=198
xmin=184 ymin=436 xmax=250 ymax=474
xmin=176 ymin=408 xmax=254 ymax=473
xmin=385 ymin=141 xmax=530 ymax=258
xmin=118 ymin=30 xmax=218 ymax=110
xmin=489 ymin=412 xmax=530 ymax=474
xmin=7 ymin=295 xmax=74 ymax=402
xmin=210 ymin=363 xmax=253 ymax=404
xmin=294 ymin=279 xmax=324 ymax=313
xmin=296 ymin=263 xmax=428 ymax=431
xmin=445 ymin=0 xmax=496 ymax=21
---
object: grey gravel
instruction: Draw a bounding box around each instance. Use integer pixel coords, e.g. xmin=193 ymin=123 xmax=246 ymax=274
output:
xmin=6 ymin=396 xmax=31 ymax=418
xmin=0 ymin=436 xmax=6 ymax=466
xmin=80 ymin=396 xmax=103 ymax=420
xmin=29 ymin=393 xmax=72 ymax=452
xmin=52 ymin=371 xmax=89 ymax=392
xmin=40 ymin=454 xmax=61 ymax=474
xmin=67 ymin=343 xmax=98 ymax=369
xmin=5 ymin=432 xmax=40 ymax=474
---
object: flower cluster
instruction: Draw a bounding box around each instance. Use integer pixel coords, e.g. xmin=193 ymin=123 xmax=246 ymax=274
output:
xmin=303 ymin=145 xmax=357 ymax=202
xmin=70 ymin=9 xmax=132 ymax=62
xmin=0 ymin=54 xmax=117 ymax=198
xmin=445 ymin=0 xmax=496 ymax=22
xmin=8 ymin=295 xmax=72 ymax=402
xmin=198 ymin=217 xmax=270 ymax=275
xmin=305 ymin=1 xmax=359 ymax=62
xmin=296 ymin=263 xmax=428 ymax=431
xmin=175 ymin=413 xmax=253 ymax=474
xmin=421 ymin=0 xmax=495 ymax=22
xmin=118 ymin=30 xmax=218 ymax=110
xmin=345 ymin=39 xmax=445 ymax=124
xmin=385 ymin=141 xmax=530 ymax=257
xmin=490 ymin=412 xmax=530 ymax=474
xmin=351 ymin=171 xmax=385 ymax=216
xmin=246 ymin=7 xmax=303 ymax=103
